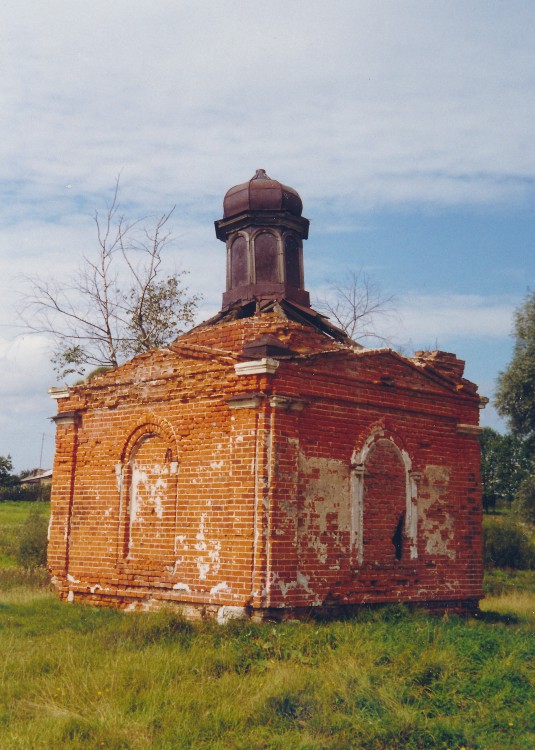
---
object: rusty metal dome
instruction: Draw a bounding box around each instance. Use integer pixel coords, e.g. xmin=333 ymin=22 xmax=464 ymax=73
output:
xmin=223 ymin=169 xmax=303 ymax=219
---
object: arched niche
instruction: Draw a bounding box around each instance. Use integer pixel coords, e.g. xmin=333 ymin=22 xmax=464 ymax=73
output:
xmin=254 ymin=231 xmax=279 ymax=283
xmin=284 ymin=234 xmax=301 ymax=288
xmin=117 ymin=420 xmax=179 ymax=571
xmin=230 ymin=234 xmax=248 ymax=289
xmin=350 ymin=430 xmax=418 ymax=566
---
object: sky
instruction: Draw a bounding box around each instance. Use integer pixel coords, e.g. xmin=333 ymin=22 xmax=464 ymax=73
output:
xmin=1 ymin=0 xmax=534 ymax=472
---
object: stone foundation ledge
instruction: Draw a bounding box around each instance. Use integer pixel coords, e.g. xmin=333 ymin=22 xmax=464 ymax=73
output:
xmin=59 ymin=588 xmax=482 ymax=621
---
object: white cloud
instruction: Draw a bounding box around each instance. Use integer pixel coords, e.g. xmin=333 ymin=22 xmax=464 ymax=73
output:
xmin=1 ymin=1 xmax=533 ymax=466
xmin=0 ymin=333 xmax=56 ymax=471
xmin=389 ymin=293 xmax=516 ymax=346
xmin=1 ymin=1 xmax=535 ymax=212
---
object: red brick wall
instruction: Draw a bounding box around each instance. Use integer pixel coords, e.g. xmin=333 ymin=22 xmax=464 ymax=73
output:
xmin=48 ymin=311 xmax=483 ymax=617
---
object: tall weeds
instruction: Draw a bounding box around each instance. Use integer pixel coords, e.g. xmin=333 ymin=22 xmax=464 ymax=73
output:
xmin=1 ymin=594 xmax=534 ymax=749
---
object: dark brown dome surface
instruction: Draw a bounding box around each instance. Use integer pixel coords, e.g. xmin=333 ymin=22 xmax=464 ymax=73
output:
xmin=223 ymin=169 xmax=303 ymax=218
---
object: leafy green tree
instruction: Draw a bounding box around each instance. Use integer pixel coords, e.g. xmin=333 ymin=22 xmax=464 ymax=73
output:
xmin=479 ymin=428 xmax=531 ymax=512
xmin=495 ymin=291 xmax=535 ymax=522
xmin=495 ymin=291 xmax=535 ymax=445
xmin=0 ymin=455 xmax=17 ymax=487
xmin=20 ymin=178 xmax=201 ymax=379
xmin=514 ymin=474 xmax=535 ymax=525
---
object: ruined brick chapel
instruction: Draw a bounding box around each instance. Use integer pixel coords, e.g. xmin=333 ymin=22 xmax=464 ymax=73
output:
xmin=48 ymin=170 xmax=484 ymax=620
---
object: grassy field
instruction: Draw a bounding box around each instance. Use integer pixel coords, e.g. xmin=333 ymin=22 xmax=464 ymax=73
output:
xmin=0 ymin=502 xmax=534 ymax=750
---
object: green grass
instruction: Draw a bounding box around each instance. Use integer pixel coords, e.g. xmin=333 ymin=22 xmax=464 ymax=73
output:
xmin=0 ymin=501 xmax=50 ymax=526
xmin=0 ymin=501 xmax=50 ymax=578
xmin=0 ymin=502 xmax=534 ymax=749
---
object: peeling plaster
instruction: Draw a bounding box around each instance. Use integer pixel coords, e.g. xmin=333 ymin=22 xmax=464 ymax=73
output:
xmin=298 ymin=454 xmax=349 ymax=564
xmin=277 ymin=578 xmax=297 ymax=598
xmin=130 ymin=464 xmax=167 ymax=521
xmin=296 ymin=571 xmax=314 ymax=594
xmin=420 ymin=465 xmax=456 ymax=559
xmin=274 ymin=570 xmax=316 ymax=600
xmin=194 ymin=513 xmax=222 ymax=580
xmin=351 ymin=433 xmax=417 ymax=564
xmin=210 ymin=581 xmax=229 ymax=596
xmin=173 ymin=582 xmax=191 ymax=592
xmin=115 ymin=463 xmax=123 ymax=491
xmin=217 ymin=606 xmax=247 ymax=625
xmin=195 ymin=514 xmax=208 ymax=551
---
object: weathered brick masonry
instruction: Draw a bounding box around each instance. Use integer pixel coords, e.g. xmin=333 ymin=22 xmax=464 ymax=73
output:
xmin=48 ymin=170 xmax=484 ymax=619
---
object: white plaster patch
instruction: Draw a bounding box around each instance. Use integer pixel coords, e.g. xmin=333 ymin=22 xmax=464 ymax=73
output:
xmin=141 ymin=597 xmax=157 ymax=612
xmin=197 ymin=561 xmax=210 ymax=580
xmin=115 ymin=463 xmax=123 ymax=491
xmin=210 ymin=581 xmax=229 ymax=596
xmin=277 ymin=578 xmax=297 ymax=598
xmin=420 ymin=465 xmax=456 ymax=559
xmin=66 ymin=574 xmax=80 ymax=583
xmin=195 ymin=514 xmax=207 ymax=551
xmin=298 ymin=453 xmax=349 ymax=564
xmin=194 ymin=514 xmax=222 ymax=580
xmin=67 ymin=590 xmax=74 ymax=602
xmin=297 ymin=571 xmax=314 ymax=594
xmin=299 ymin=454 xmax=350 ymax=532
xmin=217 ymin=606 xmax=248 ymax=625
xmin=130 ymin=460 xmax=168 ymax=523
xmin=173 ymin=582 xmax=191 ymax=592
xmin=208 ymin=542 xmax=222 ymax=573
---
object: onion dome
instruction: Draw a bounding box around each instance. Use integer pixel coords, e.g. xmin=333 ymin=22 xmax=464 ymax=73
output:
xmin=223 ymin=169 xmax=303 ymax=219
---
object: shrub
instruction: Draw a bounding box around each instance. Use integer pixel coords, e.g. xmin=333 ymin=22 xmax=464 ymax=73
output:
xmin=0 ymin=483 xmax=50 ymax=503
xmin=16 ymin=508 xmax=49 ymax=568
xmin=514 ymin=473 xmax=535 ymax=524
xmin=483 ymin=518 xmax=535 ymax=570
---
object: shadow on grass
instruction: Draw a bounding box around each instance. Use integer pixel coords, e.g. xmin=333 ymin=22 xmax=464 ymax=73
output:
xmin=472 ymin=609 xmax=520 ymax=625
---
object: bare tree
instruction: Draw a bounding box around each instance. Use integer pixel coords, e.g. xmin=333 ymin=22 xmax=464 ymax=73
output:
xmin=316 ymin=270 xmax=395 ymax=345
xmin=19 ymin=179 xmax=201 ymax=379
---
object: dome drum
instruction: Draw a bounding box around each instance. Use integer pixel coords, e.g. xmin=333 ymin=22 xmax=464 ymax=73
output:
xmin=222 ymin=226 xmax=310 ymax=310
